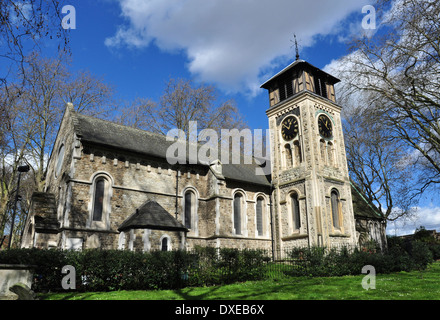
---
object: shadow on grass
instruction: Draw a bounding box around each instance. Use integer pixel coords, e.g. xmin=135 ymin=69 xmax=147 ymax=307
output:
xmin=37 ymin=262 xmax=440 ymax=300
xmin=38 ymin=291 xmax=98 ymax=300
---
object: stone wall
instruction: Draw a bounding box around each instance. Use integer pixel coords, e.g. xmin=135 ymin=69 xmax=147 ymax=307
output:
xmin=119 ymin=229 xmax=184 ymax=252
xmin=267 ymin=92 xmax=358 ymax=251
xmin=43 ymin=118 xmax=274 ymax=251
xmin=0 ymin=265 xmax=34 ymax=300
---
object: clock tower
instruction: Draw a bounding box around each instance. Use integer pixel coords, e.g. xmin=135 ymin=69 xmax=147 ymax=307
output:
xmin=261 ymin=59 xmax=357 ymax=252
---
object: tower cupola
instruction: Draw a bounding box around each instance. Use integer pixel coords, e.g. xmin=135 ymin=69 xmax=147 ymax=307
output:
xmin=261 ymin=60 xmax=340 ymax=107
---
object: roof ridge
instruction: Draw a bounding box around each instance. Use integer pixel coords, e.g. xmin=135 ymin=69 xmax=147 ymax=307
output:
xmin=118 ymin=200 xmax=187 ymax=232
xmin=73 ymin=111 xmax=167 ymax=139
xmin=73 ymin=110 xmax=269 ymax=164
xmin=71 ymin=109 xmax=272 ymax=186
xmin=68 ymin=104 xmax=81 ymax=133
xmin=350 ymin=180 xmax=383 ymax=219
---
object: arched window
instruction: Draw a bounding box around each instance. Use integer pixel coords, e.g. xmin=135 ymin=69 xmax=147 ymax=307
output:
xmin=184 ymin=191 xmax=193 ymax=229
xmin=92 ymin=178 xmax=105 ymax=221
xmin=89 ymin=174 xmax=112 ymax=229
xmin=55 ymin=144 xmax=65 ymax=178
xmin=331 ymin=190 xmax=341 ymax=229
xmin=161 ymin=237 xmax=168 ymax=251
xmin=293 ymin=141 xmax=302 ymax=166
xmin=160 ymin=235 xmax=171 ymax=251
xmin=285 ymin=144 xmax=292 ymax=168
xmin=320 ymin=139 xmax=326 ymax=163
xmin=233 ymin=193 xmax=243 ymax=235
xmin=291 ymin=193 xmax=300 ymax=231
xmin=256 ymin=196 xmax=264 ymax=236
xmin=183 ymin=189 xmax=198 ymax=235
xmin=327 ymin=142 xmax=334 ymax=166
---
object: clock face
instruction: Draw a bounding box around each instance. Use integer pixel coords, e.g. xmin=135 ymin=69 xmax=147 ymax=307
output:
xmin=281 ymin=116 xmax=299 ymax=141
xmin=318 ymin=114 xmax=333 ymax=139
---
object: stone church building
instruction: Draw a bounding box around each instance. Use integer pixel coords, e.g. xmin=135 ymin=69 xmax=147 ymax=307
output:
xmin=21 ymin=59 xmax=386 ymax=253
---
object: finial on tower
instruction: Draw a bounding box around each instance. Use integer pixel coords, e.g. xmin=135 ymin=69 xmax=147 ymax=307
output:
xmin=290 ymin=34 xmax=300 ymax=60
xmin=294 ymin=34 xmax=300 ymax=60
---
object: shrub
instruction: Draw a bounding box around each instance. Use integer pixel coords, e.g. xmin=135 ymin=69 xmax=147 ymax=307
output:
xmin=0 ymin=243 xmax=435 ymax=293
xmin=0 ymin=248 xmax=68 ymax=292
xmin=409 ymin=241 xmax=433 ymax=271
xmin=284 ymin=241 xmax=435 ymax=278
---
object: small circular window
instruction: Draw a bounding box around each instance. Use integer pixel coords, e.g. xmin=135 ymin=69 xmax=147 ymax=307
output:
xmin=55 ymin=144 xmax=65 ymax=178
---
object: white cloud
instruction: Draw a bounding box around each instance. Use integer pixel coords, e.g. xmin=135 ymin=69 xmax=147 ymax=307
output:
xmin=106 ymin=0 xmax=367 ymax=94
xmin=387 ymin=206 xmax=440 ymax=236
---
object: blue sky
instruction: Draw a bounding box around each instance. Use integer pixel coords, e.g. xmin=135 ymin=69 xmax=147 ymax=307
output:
xmin=55 ymin=0 xmax=369 ymax=131
xmin=36 ymin=0 xmax=440 ymax=235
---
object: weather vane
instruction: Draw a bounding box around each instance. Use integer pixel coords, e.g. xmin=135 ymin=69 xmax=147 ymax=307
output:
xmin=290 ymin=34 xmax=300 ymax=61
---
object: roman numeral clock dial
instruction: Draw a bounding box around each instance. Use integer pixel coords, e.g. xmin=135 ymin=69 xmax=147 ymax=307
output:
xmin=281 ymin=116 xmax=299 ymax=141
xmin=318 ymin=114 xmax=333 ymax=139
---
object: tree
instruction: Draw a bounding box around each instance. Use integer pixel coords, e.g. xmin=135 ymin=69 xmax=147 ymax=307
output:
xmin=414 ymin=226 xmax=438 ymax=243
xmin=0 ymin=0 xmax=68 ymax=85
xmin=0 ymin=84 xmax=34 ymax=246
xmin=0 ymin=0 xmax=69 ymax=146
xmin=0 ymin=52 xmax=115 ymax=247
xmin=344 ymin=104 xmax=418 ymax=226
xmin=336 ymin=0 xmax=440 ymax=196
xmin=117 ymin=78 xmax=247 ymax=136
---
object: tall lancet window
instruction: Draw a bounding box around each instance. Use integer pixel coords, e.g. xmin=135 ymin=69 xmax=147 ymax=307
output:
xmin=331 ymin=189 xmax=341 ymax=229
xmin=89 ymin=174 xmax=112 ymax=230
xmin=184 ymin=191 xmax=192 ymax=229
xmin=233 ymin=193 xmax=243 ymax=235
xmin=327 ymin=142 xmax=334 ymax=166
xmin=92 ymin=178 xmax=105 ymax=221
xmin=256 ymin=196 xmax=264 ymax=236
xmin=291 ymin=193 xmax=301 ymax=231
xmin=161 ymin=237 xmax=168 ymax=251
xmin=293 ymin=141 xmax=302 ymax=166
xmin=320 ymin=139 xmax=326 ymax=163
xmin=285 ymin=144 xmax=293 ymax=168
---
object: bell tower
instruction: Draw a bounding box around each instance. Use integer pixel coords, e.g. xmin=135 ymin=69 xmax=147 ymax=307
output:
xmin=261 ymin=58 xmax=357 ymax=252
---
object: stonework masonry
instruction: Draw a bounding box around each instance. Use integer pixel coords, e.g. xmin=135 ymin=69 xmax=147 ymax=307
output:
xmin=22 ymin=59 xmax=386 ymax=253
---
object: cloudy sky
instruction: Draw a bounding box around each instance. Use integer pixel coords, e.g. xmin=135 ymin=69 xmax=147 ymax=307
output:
xmin=38 ymin=0 xmax=440 ymax=235
xmin=103 ymin=0 xmax=368 ymax=94
xmin=63 ymin=0 xmax=372 ymax=127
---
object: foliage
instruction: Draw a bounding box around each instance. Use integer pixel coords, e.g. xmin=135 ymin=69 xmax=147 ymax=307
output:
xmin=337 ymin=0 xmax=440 ymax=196
xmin=285 ymin=240 xmax=435 ymax=277
xmin=39 ymin=261 xmax=440 ymax=300
xmin=0 ymin=53 xmax=115 ymax=248
xmin=0 ymin=247 xmax=269 ymax=292
xmin=0 ymin=242 xmax=436 ymax=293
xmin=0 ymin=248 xmax=67 ymax=292
xmin=115 ymin=78 xmax=246 ymax=136
xmin=0 ymin=1 xmax=68 ymax=83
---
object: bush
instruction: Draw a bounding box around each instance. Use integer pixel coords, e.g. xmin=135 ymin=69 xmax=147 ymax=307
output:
xmin=409 ymin=241 xmax=433 ymax=271
xmin=284 ymin=240 xmax=435 ymax=278
xmin=0 ymin=247 xmax=270 ymax=292
xmin=0 ymin=248 xmax=68 ymax=292
xmin=0 ymin=242 xmax=435 ymax=293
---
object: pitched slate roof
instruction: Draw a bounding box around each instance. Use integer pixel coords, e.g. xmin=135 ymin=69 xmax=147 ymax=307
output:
xmin=71 ymin=110 xmax=271 ymax=187
xmin=73 ymin=112 xmax=173 ymax=161
xmin=350 ymin=182 xmax=384 ymax=220
xmin=118 ymin=200 xmax=187 ymax=232
xmin=260 ymin=59 xmax=340 ymax=90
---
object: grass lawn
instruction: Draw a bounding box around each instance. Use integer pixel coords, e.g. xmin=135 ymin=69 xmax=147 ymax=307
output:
xmin=39 ymin=261 xmax=440 ymax=300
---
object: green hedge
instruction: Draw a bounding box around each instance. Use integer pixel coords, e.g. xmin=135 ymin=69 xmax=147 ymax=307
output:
xmin=0 ymin=247 xmax=269 ymax=292
xmin=0 ymin=240 xmax=437 ymax=293
xmin=285 ymin=240 xmax=437 ymax=277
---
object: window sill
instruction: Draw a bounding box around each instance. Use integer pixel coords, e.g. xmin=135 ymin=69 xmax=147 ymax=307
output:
xmin=329 ymin=232 xmax=351 ymax=238
xmin=282 ymin=233 xmax=308 ymax=241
